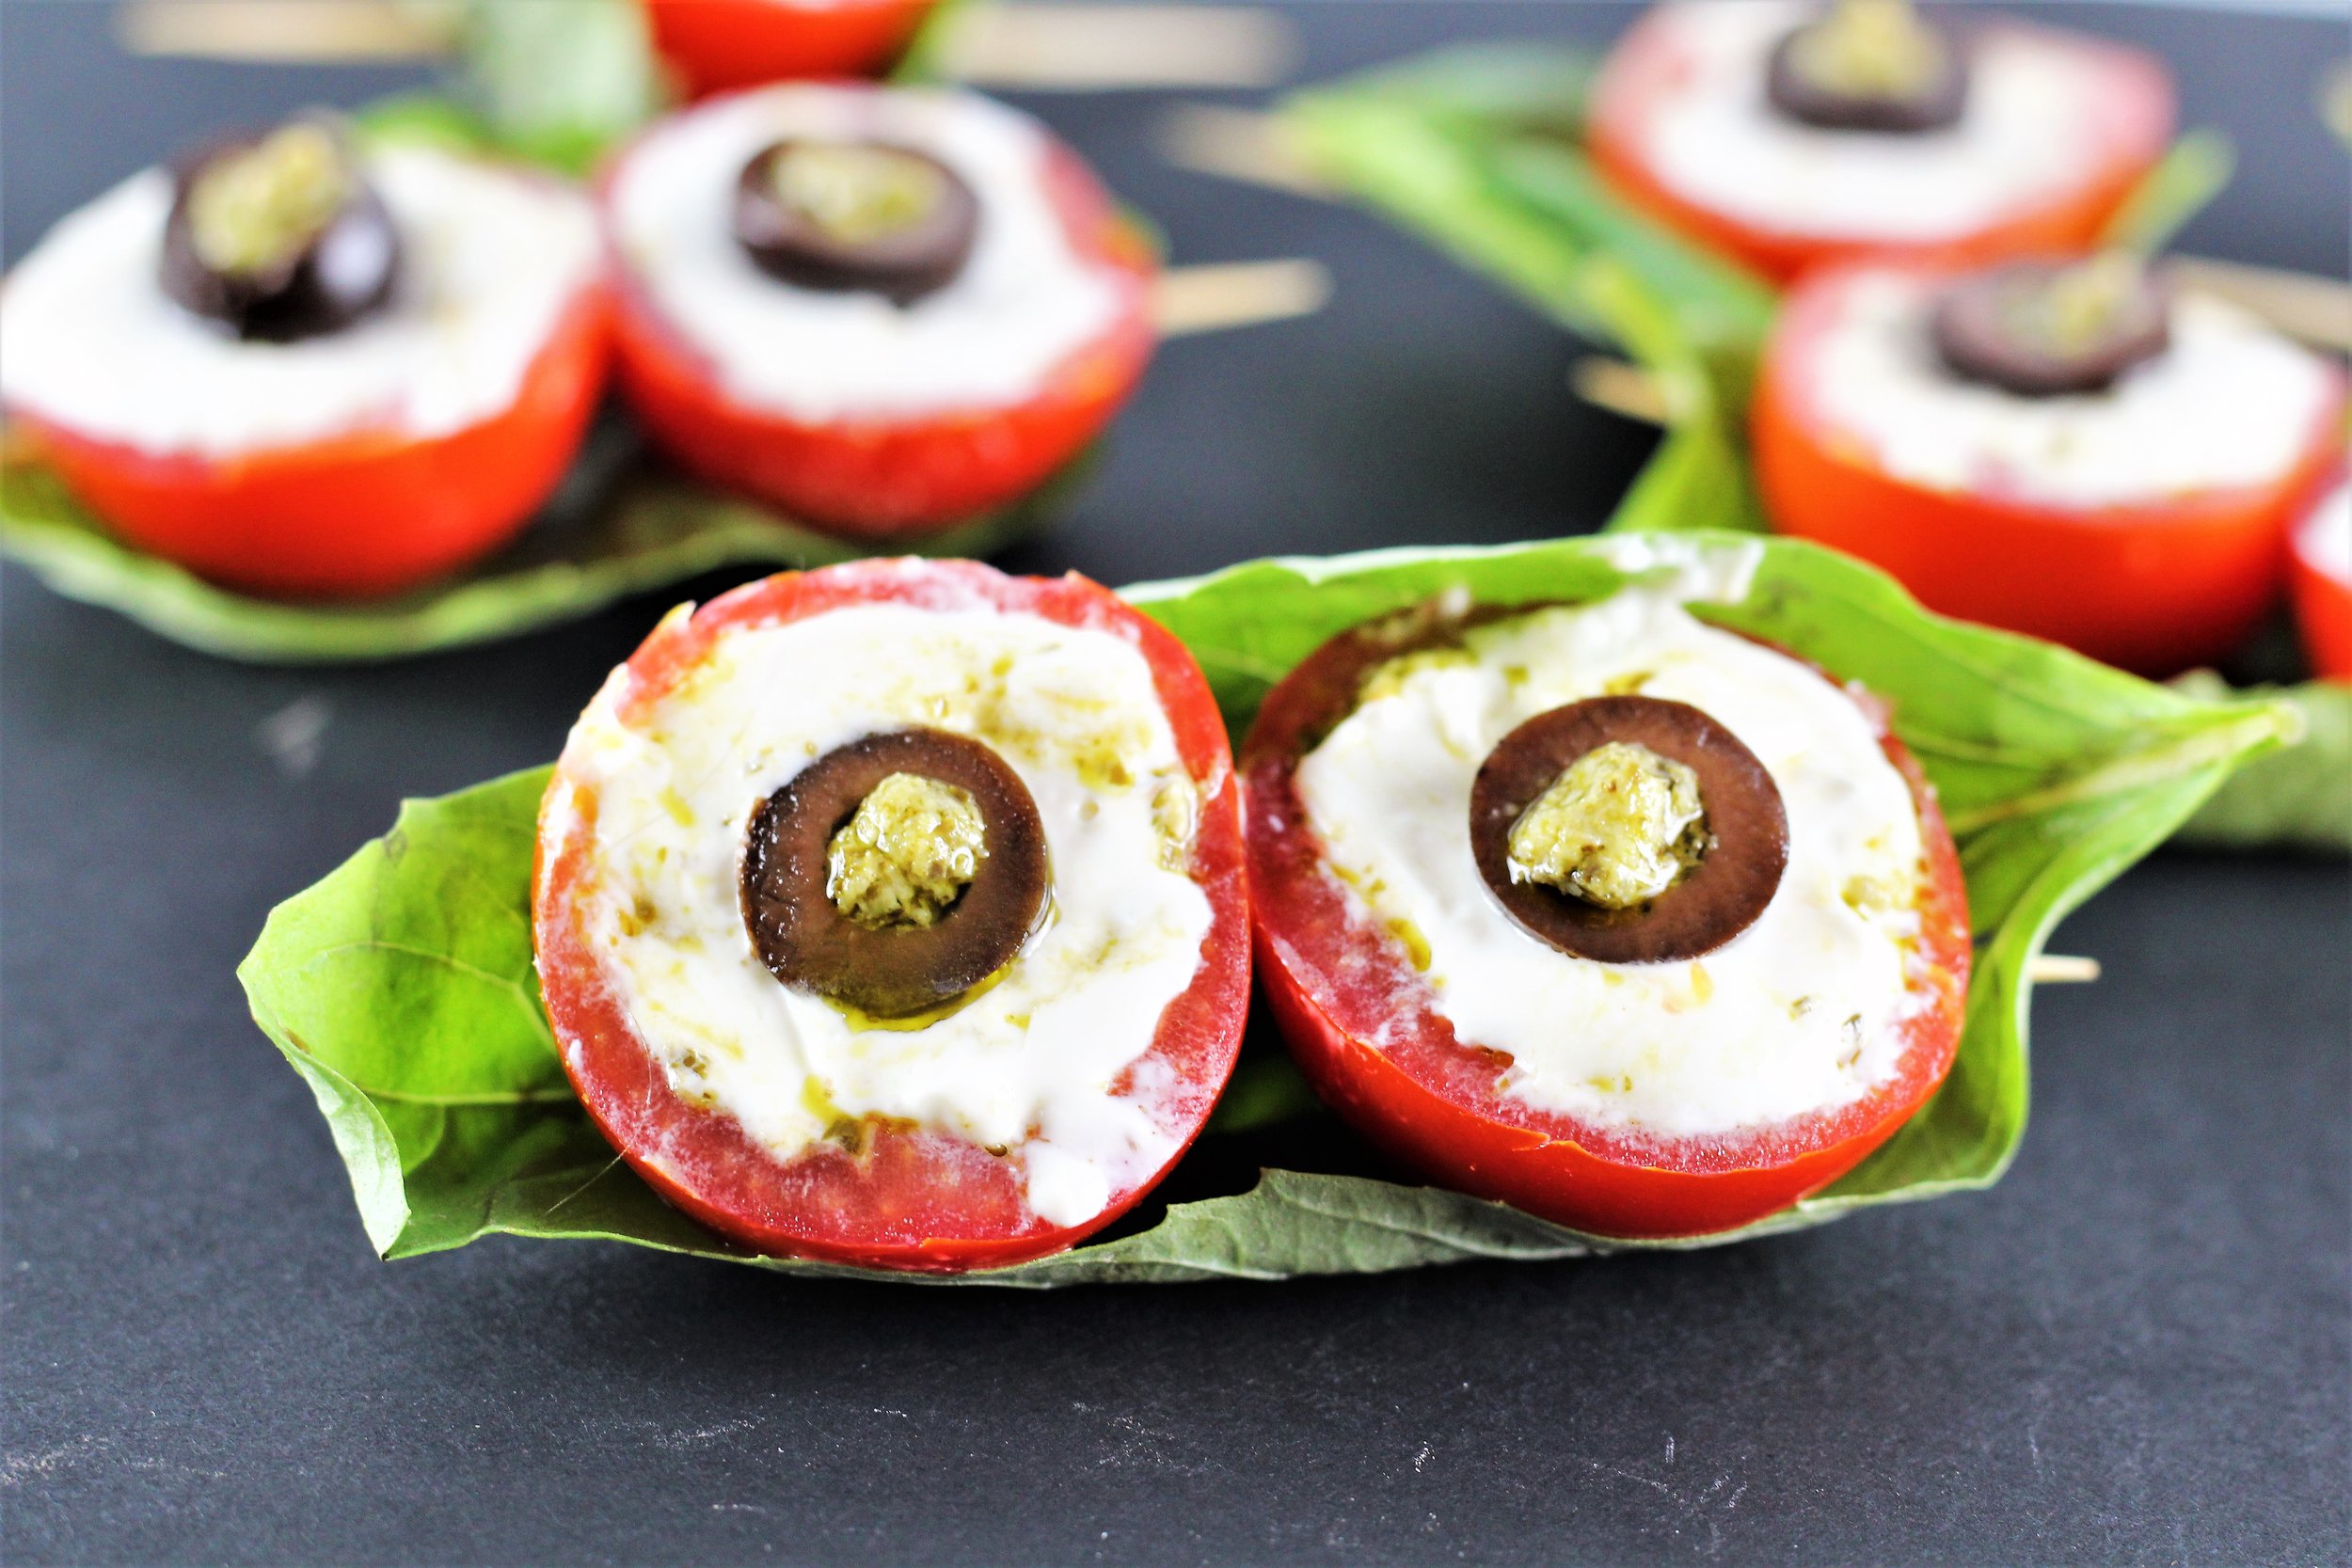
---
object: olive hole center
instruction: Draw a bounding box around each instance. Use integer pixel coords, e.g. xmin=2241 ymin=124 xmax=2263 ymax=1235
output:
xmin=825 ymin=771 xmax=989 ymax=931
xmin=187 ymin=122 xmax=351 ymax=277
xmin=1997 ymin=253 xmax=2146 ymax=356
xmin=1506 ymin=741 xmax=1711 ymax=912
xmin=771 ymin=142 xmax=948 ymax=246
xmin=1785 ymin=0 xmax=1948 ymax=98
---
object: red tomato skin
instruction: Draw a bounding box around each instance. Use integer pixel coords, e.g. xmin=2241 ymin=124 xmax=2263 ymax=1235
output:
xmin=1585 ymin=10 xmax=2174 ymax=286
xmin=12 ymin=286 xmax=610 ymax=600
xmin=1242 ymin=622 xmax=1972 ymax=1242
xmin=532 ymin=560 xmax=1250 ymax=1272
xmin=1755 ymin=266 xmax=2351 ymax=676
xmin=2289 ymin=492 xmax=2352 ymax=682
xmin=601 ymin=119 xmax=1156 ymax=540
xmin=644 ymin=0 xmax=936 ymax=96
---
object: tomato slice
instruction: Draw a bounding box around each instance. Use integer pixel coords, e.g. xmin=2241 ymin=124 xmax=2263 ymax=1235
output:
xmin=14 ymin=286 xmax=610 ymax=600
xmin=532 ymin=560 xmax=1250 ymax=1271
xmin=644 ymin=0 xmax=938 ymax=97
xmin=1755 ymin=264 xmax=2350 ymax=676
xmin=1241 ymin=609 xmax=1972 ymax=1241
xmin=2289 ymin=480 xmax=2352 ymax=683
xmin=1586 ymin=7 xmax=2173 ymax=285
xmin=602 ymin=111 xmax=1154 ymax=541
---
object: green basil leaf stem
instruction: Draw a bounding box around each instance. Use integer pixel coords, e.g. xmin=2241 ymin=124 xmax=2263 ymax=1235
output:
xmin=2099 ymin=128 xmax=2238 ymax=257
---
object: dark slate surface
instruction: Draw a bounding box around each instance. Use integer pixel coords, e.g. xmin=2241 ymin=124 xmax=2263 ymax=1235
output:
xmin=4 ymin=4 xmax=2347 ymax=1563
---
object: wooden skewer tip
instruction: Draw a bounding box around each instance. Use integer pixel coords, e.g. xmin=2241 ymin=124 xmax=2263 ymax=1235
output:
xmin=944 ymin=5 xmax=1299 ymax=91
xmin=1569 ymin=357 xmax=1672 ymax=425
xmin=1152 ymin=259 xmax=1331 ymax=339
xmin=2026 ymin=954 xmax=2103 ymax=986
xmin=1156 ymin=103 xmax=1331 ymax=198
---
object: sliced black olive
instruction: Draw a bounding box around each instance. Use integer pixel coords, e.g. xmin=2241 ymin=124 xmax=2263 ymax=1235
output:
xmin=1931 ymin=255 xmax=2171 ymax=397
xmin=1469 ymin=696 xmax=1788 ymax=965
xmin=1766 ymin=0 xmax=1969 ymax=135
xmin=733 ymin=139 xmax=979 ymax=307
xmin=159 ymin=119 xmax=400 ymax=342
xmin=742 ymin=728 xmax=1048 ymax=1019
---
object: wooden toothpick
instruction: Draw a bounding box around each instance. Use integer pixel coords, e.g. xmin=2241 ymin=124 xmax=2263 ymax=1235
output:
xmin=2026 ymin=954 xmax=2103 ymax=986
xmin=941 ymin=5 xmax=1296 ymax=91
xmin=115 ymin=0 xmax=1299 ymax=88
xmin=1152 ymin=259 xmax=1331 ymax=339
xmin=116 ymin=0 xmax=454 ymax=60
xmin=1157 ymin=103 xmax=1331 ymax=198
xmin=2169 ymin=256 xmax=2352 ymax=356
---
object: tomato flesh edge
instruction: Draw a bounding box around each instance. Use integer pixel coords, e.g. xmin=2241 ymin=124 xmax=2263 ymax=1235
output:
xmin=2289 ymin=492 xmax=2352 ymax=683
xmin=532 ymin=560 xmax=1250 ymax=1271
xmin=1756 ymin=265 xmax=2351 ymax=676
xmin=644 ymin=0 xmax=938 ymax=97
xmin=11 ymin=285 xmax=610 ymax=600
xmin=1241 ymin=613 xmax=1972 ymax=1241
xmin=600 ymin=115 xmax=1156 ymax=539
xmin=1585 ymin=9 xmax=2174 ymax=285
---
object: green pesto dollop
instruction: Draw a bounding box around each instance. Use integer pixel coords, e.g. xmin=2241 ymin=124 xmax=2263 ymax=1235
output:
xmin=1784 ymin=0 xmax=1945 ymax=98
xmin=188 ymin=122 xmax=351 ymax=277
xmin=2000 ymin=253 xmax=2147 ymax=356
xmin=771 ymin=142 xmax=948 ymax=245
xmin=826 ymin=771 xmax=988 ymax=930
xmin=1507 ymin=741 xmax=1708 ymax=911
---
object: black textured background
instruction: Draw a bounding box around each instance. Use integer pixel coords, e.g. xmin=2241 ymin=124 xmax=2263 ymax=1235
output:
xmin=4 ymin=4 xmax=2348 ymax=1563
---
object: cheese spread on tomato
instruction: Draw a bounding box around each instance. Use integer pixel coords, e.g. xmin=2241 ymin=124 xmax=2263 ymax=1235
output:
xmin=1615 ymin=1 xmax=2135 ymax=243
xmin=1294 ymin=590 xmax=1931 ymax=1140
xmin=547 ymin=598 xmax=1213 ymax=1229
xmin=1807 ymin=270 xmax=2338 ymax=508
xmin=0 ymin=145 xmax=597 ymax=458
xmin=607 ymin=84 xmax=1127 ymax=422
xmin=2298 ymin=480 xmax=2352 ymax=587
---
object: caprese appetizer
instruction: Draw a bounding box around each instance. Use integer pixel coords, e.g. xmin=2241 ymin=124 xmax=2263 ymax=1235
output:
xmin=1754 ymin=254 xmax=2349 ymax=673
xmin=1586 ymin=0 xmax=2175 ymax=284
xmin=644 ymin=0 xmax=939 ymax=98
xmin=532 ymin=558 xmax=1250 ymax=1271
xmin=0 ymin=118 xmax=608 ymax=599
xmin=1242 ymin=582 xmax=1971 ymax=1239
xmin=601 ymin=84 xmax=1156 ymax=539
xmin=2290 ymin=478 xmax=2352 ymax=683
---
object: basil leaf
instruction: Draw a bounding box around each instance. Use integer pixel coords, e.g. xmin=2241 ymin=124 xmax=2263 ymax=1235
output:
xmin=0 ymin=441 xmax=1071 ymax=664
xmin=1280 ymin=50 xmax=1775 ymax=407
xmin=451 ymin=0 xmax=664 ymax=177
xmin=1293 ymin=40 xmax=1597 ymax=134
xmin=2169 ymin=673 xmax=2352 ymax=853
xmin=242 ymin=531 xmax=2293 ymax=1284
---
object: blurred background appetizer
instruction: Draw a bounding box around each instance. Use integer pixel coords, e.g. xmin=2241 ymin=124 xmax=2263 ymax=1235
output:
xmin=644 ymin=0 xmax=939 ymax=98
xmin=532 ymin=559 xmax=1249 ymax=1270
xmin=602 ymin=82 xmax=1156 ymax=541
xmin=1755 ymin=253 xmax=2348 ymax=673
xmin=1586 ymin=0 xmax=2174 ymax=285
xmin=1242 ymin=581 xmax=1970 ymax=1238
xmin=0 ymin=118 xmax=607 ymax=599
xmin=2290 ymin=478 xmax=2352 ymax=683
